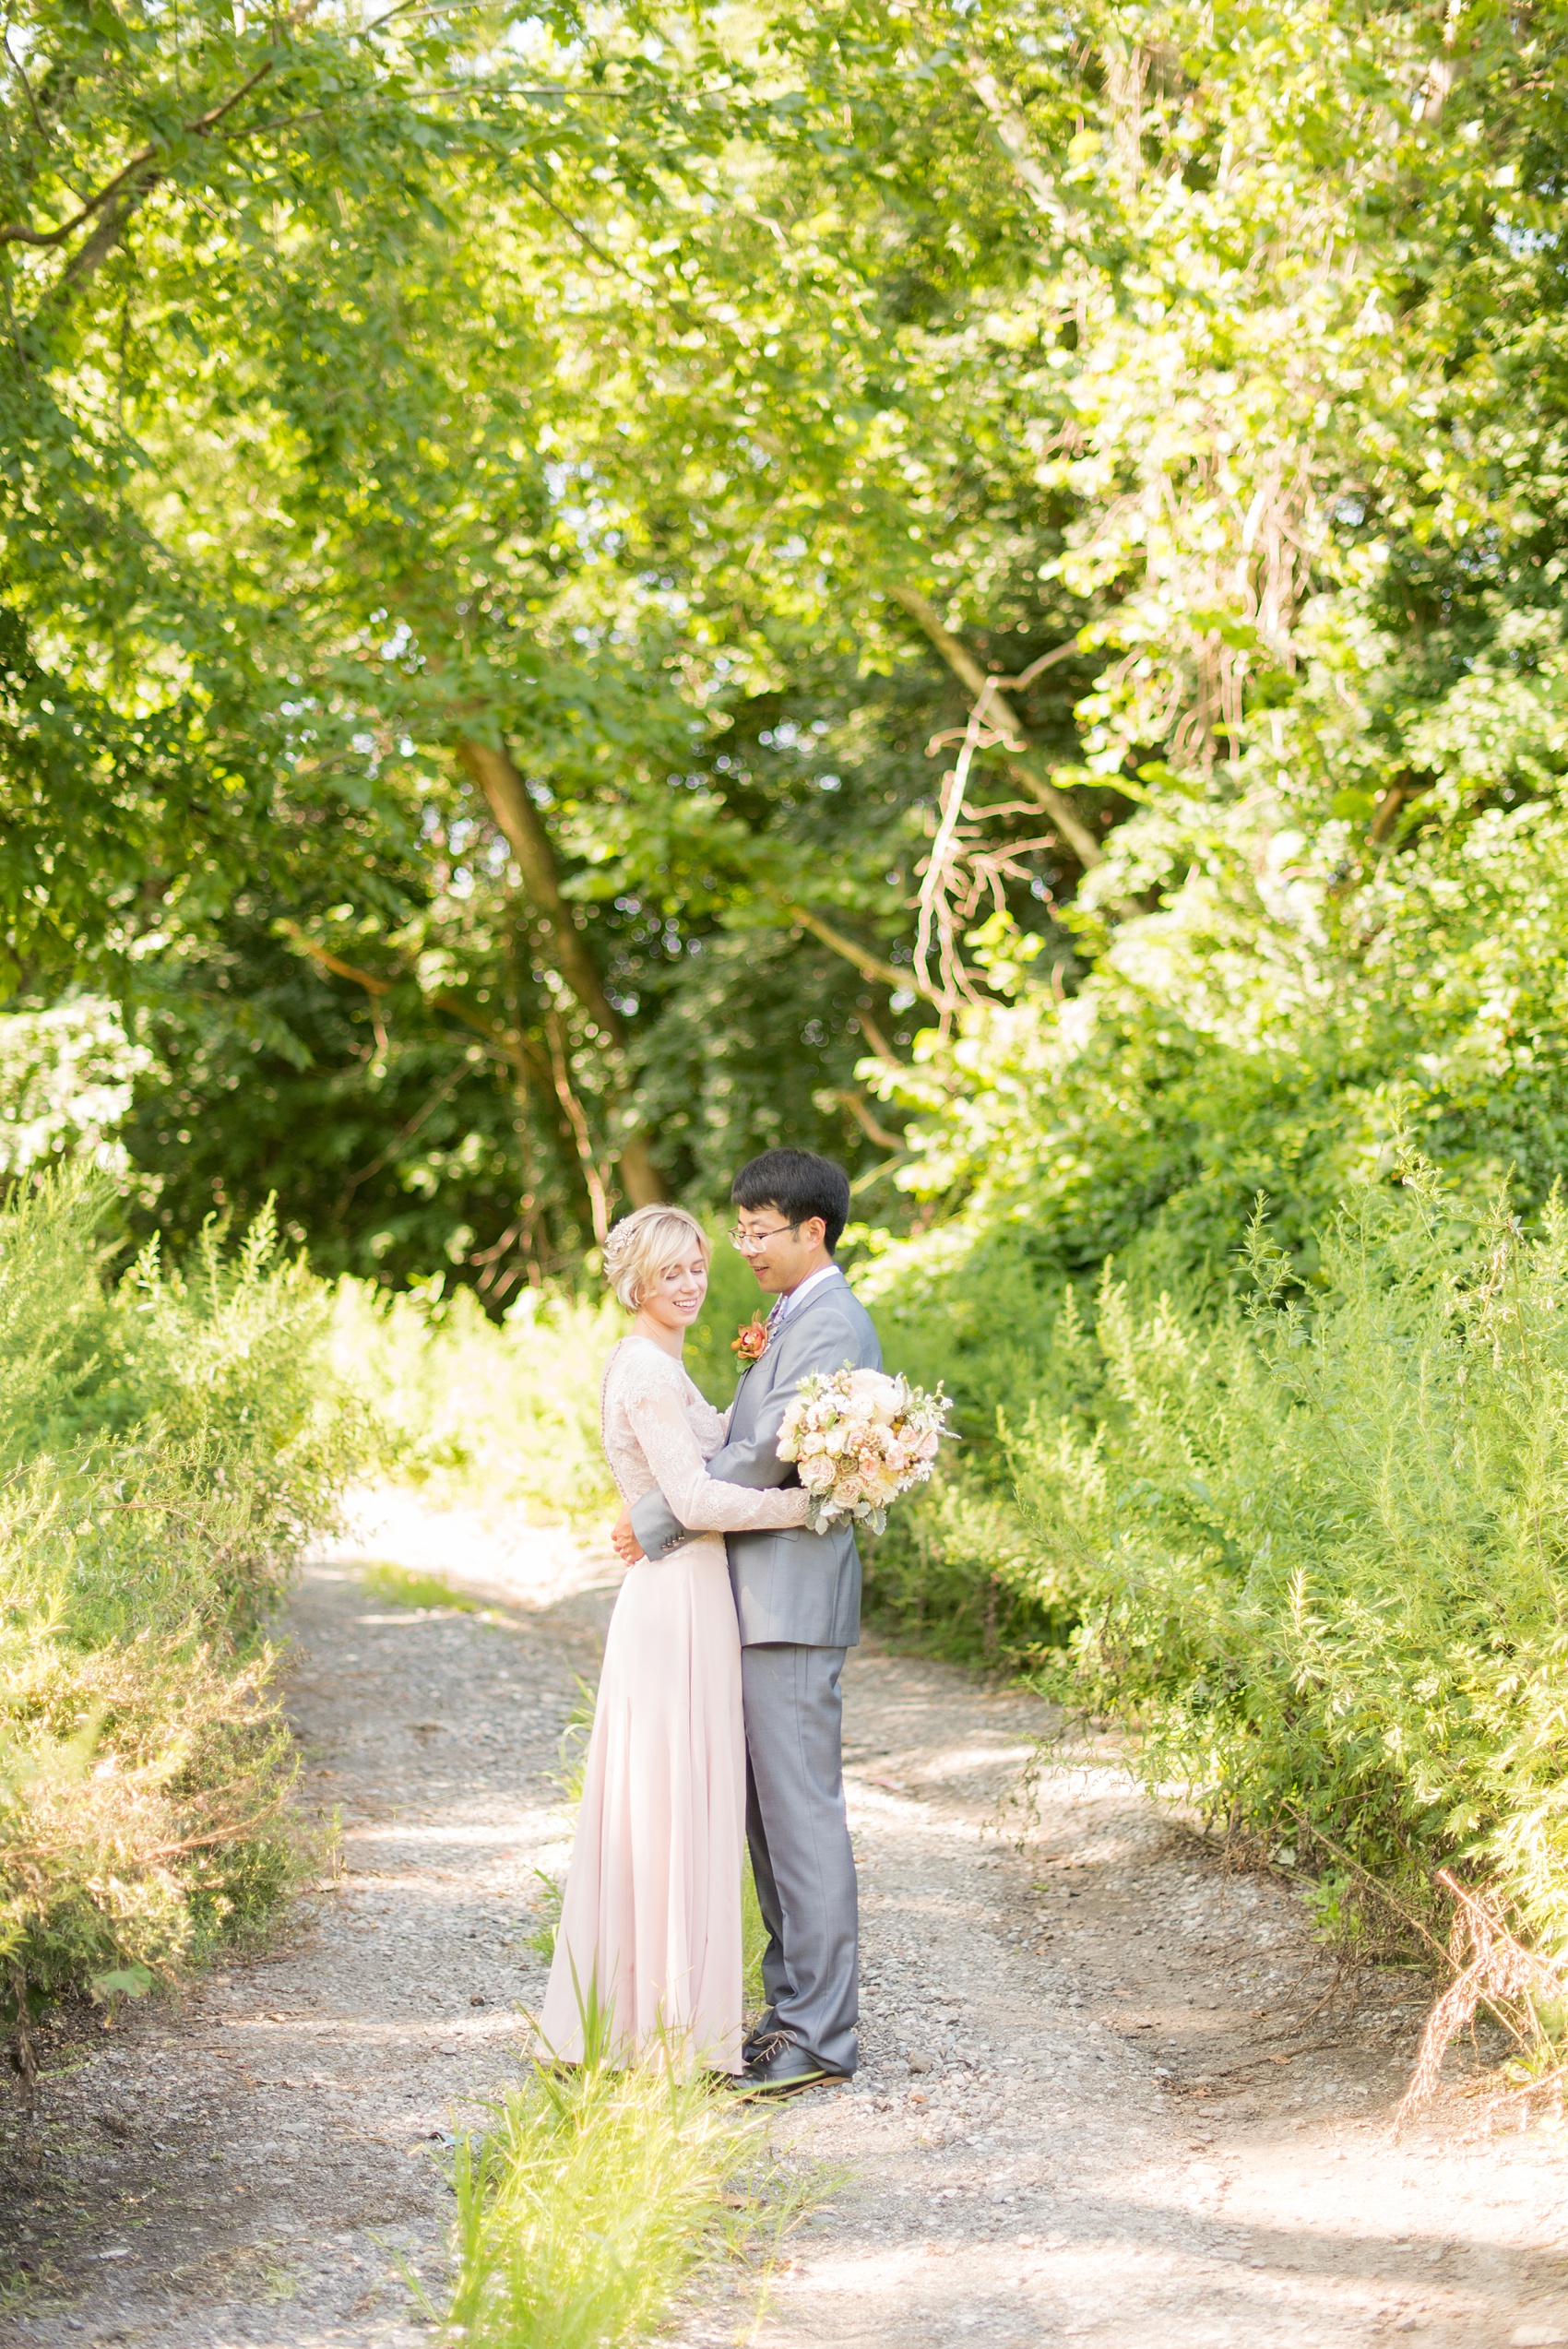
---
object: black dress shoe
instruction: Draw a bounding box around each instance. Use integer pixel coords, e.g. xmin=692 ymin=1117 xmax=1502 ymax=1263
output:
xmin=734 ymin=2035 xmax=849 ymax=2097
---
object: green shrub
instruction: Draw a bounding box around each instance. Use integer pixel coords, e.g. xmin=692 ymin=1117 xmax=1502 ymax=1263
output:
xmin=0 ymin=1171 xmax=365 ymax=2048
xmin=851 ymin=1230 xmax=1109 ymax=1662
xmin=330 ymin=1277 xmax=619 ymax=1523
xmin=862 ymin=1469 xmax=1072 ymax=1670
xmin=1005 ymin=1168 xmax=1568 ymax=1948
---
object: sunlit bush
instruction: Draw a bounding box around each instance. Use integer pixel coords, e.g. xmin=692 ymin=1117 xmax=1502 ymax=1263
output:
xmin=328 ymin=1223 xmax=766 ymax=1524
xmin=0 ymin=1173 xmax=365 ymax=2049
xmin=1007 ymin=1168 xmax=1568 ymax=1948
xmin=329 ymin=1276 xmax=621 ymax=1523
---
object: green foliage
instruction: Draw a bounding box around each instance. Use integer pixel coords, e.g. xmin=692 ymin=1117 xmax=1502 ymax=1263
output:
xmin=359 ymin=1563 xmax=480 ymax=1616
xmin=330 ymin=1278 xmax=620 ymax=1524
xmin=0 ymin=1171 xmax=364 ymax=2033
xmin=862 ymin=1469 xmax=1074 ymax=1673
xmin=18 ymin=0 xmax=1568 ymax=1285
xmin=850 ymin=760 xmax=1568 ymax=1659
xmin=1002 ymin=1170 xmax=1568 ymax=1950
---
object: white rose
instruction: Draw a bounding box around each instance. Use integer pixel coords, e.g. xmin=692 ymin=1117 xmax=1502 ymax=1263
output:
xmin=847 ymin=1368 xmax=903 ymax=1425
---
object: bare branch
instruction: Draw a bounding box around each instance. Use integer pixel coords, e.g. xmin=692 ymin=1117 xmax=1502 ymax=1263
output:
xmin=891 ymin=583 xmax=1106 ymax=872
xmin=279 ymin=923 xmax=391 ymax=996
xmin=544 ymin=1006 xmax=611 ymax=1246
xmin=828 ymin=1089 xmax=903 ymax=1151
xmin=1004 ymin=639 xmax=1083 ymax=693
xmin=3 ymin=26 xmax=50 ymax=154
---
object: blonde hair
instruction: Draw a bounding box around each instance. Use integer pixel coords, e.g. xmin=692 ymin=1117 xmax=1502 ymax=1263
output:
xmin=602 ymin=1204 xmax=710 ymax=1311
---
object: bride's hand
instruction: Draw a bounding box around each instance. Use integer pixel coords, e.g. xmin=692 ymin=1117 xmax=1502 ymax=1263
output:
xmin=610 ymin=1507 xmax=646 ymax=1565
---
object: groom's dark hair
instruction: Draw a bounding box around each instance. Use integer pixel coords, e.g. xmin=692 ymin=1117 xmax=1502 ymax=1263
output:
xmin=732 ymin=1149 xmax=851 ymax=1256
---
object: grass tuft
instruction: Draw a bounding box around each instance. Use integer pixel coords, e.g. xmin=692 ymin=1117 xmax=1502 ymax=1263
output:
xmin=443 ymin=1998 xmax=824 ymax=2349
xmin=359 ymin=1560 xmax=480 ymax=1614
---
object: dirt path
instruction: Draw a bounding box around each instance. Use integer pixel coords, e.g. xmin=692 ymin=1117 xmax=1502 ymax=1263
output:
xmin=727 ymin=1667 xmax=1568 ymax=2349
xmin=5 ymin=1500 xmax=1568 ymax=2349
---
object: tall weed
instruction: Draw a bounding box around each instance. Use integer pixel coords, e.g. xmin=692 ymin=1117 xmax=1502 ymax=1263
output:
xmin=1007 ymin=1169 xmax=1568 ymax=1949
xmin=0 ymin=1171 xmax=364 ymax=2048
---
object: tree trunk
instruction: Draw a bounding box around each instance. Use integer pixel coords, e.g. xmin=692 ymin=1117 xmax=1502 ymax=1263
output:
xmin=457 ymin=735 xmax=668 ymax=1207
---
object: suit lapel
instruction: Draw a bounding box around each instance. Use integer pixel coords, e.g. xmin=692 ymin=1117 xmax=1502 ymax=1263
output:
xmin=731 ymin=1274 xmax=849 ymax=1426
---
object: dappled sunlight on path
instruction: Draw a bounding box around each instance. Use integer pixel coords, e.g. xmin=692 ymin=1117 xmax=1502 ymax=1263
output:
xmin=695 ymin=1652 xmax=1568 ymax=2349
xmin=8 ymin=1502 xmax=1568 ymax=2349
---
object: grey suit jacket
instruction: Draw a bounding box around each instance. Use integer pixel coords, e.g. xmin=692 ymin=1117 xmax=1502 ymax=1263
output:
xmin=628 ymin=1274 xmax=882 ymax=1648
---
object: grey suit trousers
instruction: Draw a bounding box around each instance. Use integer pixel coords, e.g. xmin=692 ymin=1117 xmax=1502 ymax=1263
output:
xmin=742 ymin=1642 xmax=858 ymax=2077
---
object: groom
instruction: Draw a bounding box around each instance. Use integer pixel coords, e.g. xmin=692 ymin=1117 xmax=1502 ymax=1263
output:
xmin=612 ymin=1147 xmax=880 ymax=2095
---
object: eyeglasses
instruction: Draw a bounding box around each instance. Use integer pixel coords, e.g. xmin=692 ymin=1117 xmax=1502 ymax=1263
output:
xmin=727 ymin=1222 xmax=798 ymax=1254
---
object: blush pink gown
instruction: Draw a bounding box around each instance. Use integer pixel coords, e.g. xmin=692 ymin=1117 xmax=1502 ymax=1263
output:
xmin=538 ymin=1335 xmax=809 ymax=2072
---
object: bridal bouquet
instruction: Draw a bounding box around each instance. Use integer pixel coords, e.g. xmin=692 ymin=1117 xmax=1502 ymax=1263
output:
xmin=777 ymin=1367 xmax=955 ymax=1535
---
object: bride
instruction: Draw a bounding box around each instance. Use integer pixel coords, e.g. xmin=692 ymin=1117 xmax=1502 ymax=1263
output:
xmin=538 ymin=1204 xmax=809 ymax=2073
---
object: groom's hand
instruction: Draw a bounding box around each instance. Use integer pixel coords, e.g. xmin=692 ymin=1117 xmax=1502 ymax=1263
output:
xmin=610 ymin=1506 xmax=646 ymax=1565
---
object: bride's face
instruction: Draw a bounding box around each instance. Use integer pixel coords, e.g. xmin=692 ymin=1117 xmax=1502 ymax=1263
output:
xmin=638 ymin=1249 xmax=709 ymax=1333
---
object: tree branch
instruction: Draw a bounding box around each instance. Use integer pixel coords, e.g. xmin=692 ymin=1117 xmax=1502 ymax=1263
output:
xmin=854 ymin=1009 xmax=905 ymax=1070
xmin=828 ymin=1090 xmax=903 ymax=1151
xmin=278 ymin=919 xmax=517 ymax=1056
xmin=0 ymin=56 xmax=278 ymax=250
xmin=457 ymin=736 xmax=624 ymax=1039
xmin=783 ymin=902 xmax=938 ymax=1000
xmin=963 ymin=56 xmax=1072 ymax=232
xmin=890 ymin=584 xmax=1107 ymax=872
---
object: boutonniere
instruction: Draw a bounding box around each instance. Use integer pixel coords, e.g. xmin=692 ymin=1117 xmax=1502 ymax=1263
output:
xmin=731 ymin=1312 xmax=771 ymax=1365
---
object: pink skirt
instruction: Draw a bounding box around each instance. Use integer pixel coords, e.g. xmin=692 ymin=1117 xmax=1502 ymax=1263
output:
xmin=538 ymin=1533 xmax=745 ymax=2072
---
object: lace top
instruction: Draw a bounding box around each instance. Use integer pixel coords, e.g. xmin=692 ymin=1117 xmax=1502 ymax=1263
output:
xmin=601 ymin=1337 xmax=811 ymax=1534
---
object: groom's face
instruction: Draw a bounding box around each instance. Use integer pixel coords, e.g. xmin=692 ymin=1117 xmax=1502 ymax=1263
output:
xmin=733 ymin=1207 xmax=828 ymax=1294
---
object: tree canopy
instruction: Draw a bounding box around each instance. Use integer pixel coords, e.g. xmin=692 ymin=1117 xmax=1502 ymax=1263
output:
xmin=6 ymin=0 xmax=1568 ymax=1289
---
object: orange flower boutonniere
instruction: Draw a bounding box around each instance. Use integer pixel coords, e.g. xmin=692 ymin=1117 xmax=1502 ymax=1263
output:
xmin=731 ymin=1312 xmax=771 ymax=1364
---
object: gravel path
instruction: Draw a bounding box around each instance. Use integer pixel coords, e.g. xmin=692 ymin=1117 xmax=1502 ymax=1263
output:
xmin=5 ymin=1497 xmax=1568 ymax=2349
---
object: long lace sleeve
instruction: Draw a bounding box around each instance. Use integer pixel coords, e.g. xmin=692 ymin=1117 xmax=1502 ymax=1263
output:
xmin=620 ymin=1369 xmax=809 ymax=1534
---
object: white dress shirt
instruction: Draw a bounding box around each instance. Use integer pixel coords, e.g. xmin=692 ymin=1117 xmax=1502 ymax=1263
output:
xmin=768 ymin=1263 xmax=846 ymax=1328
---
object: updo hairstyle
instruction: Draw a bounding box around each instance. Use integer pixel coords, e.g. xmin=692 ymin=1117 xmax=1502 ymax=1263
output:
xmin=602 ymin=1204 xmax=711 ymax=1311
